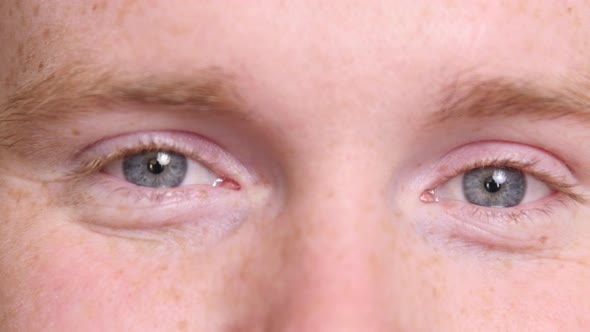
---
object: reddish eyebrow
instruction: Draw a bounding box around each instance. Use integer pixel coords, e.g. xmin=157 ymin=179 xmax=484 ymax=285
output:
xmin=431 ymin=76 xmax=590 ymax=126
xmin=0 ymin=65 xmax=248 ymax=150
xmin=0 ymin=66 xmax=243 ymax=122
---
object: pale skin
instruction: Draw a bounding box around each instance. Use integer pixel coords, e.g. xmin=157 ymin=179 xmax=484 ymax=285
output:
xmin=2 ymin=1 xmax=590 ymax=331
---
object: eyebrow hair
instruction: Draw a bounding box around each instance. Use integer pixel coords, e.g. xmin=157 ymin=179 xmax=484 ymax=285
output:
xmin=2 ymin=66 xmax=590 ymax=152
xmin=432 ymin=75 xmax=590 ymax=126
xmin=0 ymin=65 xmax=247 ymax=148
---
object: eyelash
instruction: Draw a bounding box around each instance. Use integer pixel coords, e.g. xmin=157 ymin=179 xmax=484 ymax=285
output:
xmin=433 ymin=157 xmax=585 ymax=204
xmin=424 ymin=157 xmax=586 ymax=232
xmin=70 ymin=133 xmax=238 ymax=183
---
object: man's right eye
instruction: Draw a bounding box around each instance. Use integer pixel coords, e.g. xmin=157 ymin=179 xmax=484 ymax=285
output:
xmin=103 ymin=150 xmax=222 ymax=188
xmin=62 ymin=131 xmax=253 ymax=233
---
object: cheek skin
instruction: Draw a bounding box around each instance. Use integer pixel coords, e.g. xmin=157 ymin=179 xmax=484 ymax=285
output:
xmin=2 ymin=173 xmax=590 ymax=330
xmin=4 ymin=220 xmax=219 ymax=331
xmin=463 ymin=259 xmax=590 ymax=330
xmin=0 ymin=177 xmax=283 ymax=331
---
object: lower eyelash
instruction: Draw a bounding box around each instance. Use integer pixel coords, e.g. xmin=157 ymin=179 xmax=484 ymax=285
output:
xmin=428 ymin=194 xmax=581 ymax=252
xmin=464 ymin=196 xmax=565 ymax=226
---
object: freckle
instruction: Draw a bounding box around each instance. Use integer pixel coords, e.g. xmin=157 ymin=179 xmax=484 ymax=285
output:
xmin=460 ymin=306 xmax=467 ymax=315
xmin=117 ymin=0 xmax=139 ymax=26
xmin=258 ymin=176 xmax=271 ymax=186
xmin=14 ymin=0 xmax=21 ymax=10
xmin=168 ymin=287 xmax=183 ymax=302
xmin=37 ymin=61 xmax=44 ymax=72
xmin=325 ymin=188 xmax=335 ymax=198
xmin=431 ymin=286 xmax=440 ymax=298
xmin=177 ymin=320 xmax=188 ymax=330
xmin=279 ymin=242 xmax=289 ymax=263
xmin=71 ymin=128 xmax=80 ymax=136
xmin=438 ymin=165 xmax=448 ymax=172
xmin=421 ymin=254 xmax=441 ymax=267
xmin=538 ymin=235 xmax=548 ymax=244
xmin=32 ymin=4 xmax=40 ymax=16
xmin=30 ymin=253 xmax=40 ymax=264
xmin=197 ymin=189 xmax=208 ymax=198
xmin=17 ymin=43 xmax=23 ymax=57
xmin=42 ymin=28 xmax=50 ymax=40
xmin=92 ymin=3 xmax=98 ymax=11
xmin=420 ymin=7 xmax=431 ymax=19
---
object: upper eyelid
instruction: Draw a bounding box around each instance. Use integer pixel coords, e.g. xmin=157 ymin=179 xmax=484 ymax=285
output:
xmin=437 ymin=158 xmax=539 ymax=186
xmin=425 ymin=141 xmax=576 ymax=182
xmin=418 ymin=141 xmax=584 ymax=198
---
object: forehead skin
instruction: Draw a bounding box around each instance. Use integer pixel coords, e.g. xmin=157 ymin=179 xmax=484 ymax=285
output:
xmin=1 ymin=1 xmax=589 ymax=159
xmin=2 ymin=1 xmax=590 ymax=331
xmin=1 ymin=1 xmax=588 ymax=99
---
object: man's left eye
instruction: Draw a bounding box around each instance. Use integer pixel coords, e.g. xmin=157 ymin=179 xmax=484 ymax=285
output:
xmin=435 ymin=166 xmax=552 ymax=208
xmin=104 ymin=150 xmax=221 ymax=188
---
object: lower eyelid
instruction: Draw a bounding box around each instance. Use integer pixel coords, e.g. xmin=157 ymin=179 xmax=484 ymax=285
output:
xmin=59 ymin=172 xmax=251 ymax=229
xmin=417 ymin=195 xmax=576 ymax=252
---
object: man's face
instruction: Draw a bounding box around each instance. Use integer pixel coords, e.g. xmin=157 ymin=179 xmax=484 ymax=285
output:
xmin=2 ymin=1 xmax=590 ymax=331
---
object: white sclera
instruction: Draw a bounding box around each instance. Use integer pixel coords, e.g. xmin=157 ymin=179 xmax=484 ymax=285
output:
xmin=435 ymin=171 xmax=552 ymax=205
xmin=103 ymin=154 xmax=221 ymax=187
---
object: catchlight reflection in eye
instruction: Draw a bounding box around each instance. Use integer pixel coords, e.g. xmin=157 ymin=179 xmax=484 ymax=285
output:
xmin=420 ymin=166 xmax=552 ymax=208
xmin=105 ymin=150 xmax=226 ymax=188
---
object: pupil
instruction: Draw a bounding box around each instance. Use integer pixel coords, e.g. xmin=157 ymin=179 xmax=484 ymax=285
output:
xmin=147 ymin=158 xmax=165 ymax=174
xmin=484 ymin=176 xmax=501 ymax=193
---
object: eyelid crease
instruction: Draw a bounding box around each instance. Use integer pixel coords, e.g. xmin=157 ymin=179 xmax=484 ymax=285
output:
xmin=433 ymin=157 xmax=587 ymax=205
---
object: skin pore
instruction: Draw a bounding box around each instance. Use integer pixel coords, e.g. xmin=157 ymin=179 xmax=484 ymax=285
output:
xmin=2 ymin=0 xmax=590 ymax=331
